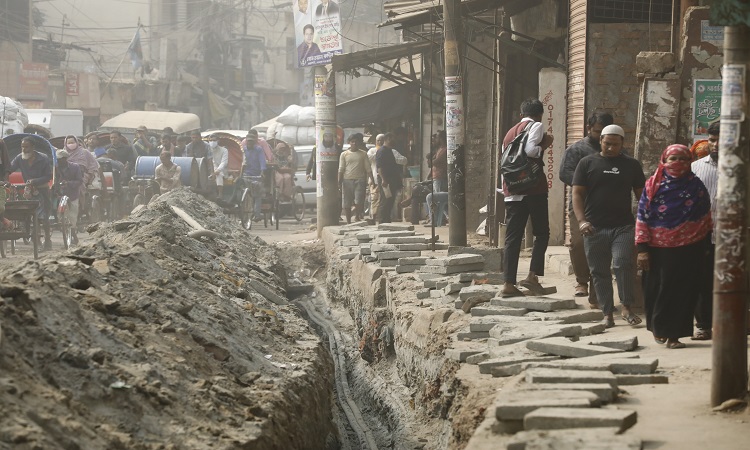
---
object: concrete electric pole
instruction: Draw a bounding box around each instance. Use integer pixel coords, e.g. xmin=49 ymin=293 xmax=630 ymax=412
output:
xmin=711 ymin=9 xmax=750 ymax=406
xmin=314 ymin=66 xmax=340 ymax=235
xmin=442 ymin=0 xmax=467 ymax=246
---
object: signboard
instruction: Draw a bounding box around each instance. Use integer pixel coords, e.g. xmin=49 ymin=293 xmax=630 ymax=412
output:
xmin=292 ymin=0 xmax=343 ymax=68
xmin=693 ymin=79 xmax=722 ymax=139
xmin=65 ymin=72 xmax=80 ymax=96
xmin=701 ymin=20 xmax=724 ymax=47
xmin=19 ymin=62 xmax=49 ymax=100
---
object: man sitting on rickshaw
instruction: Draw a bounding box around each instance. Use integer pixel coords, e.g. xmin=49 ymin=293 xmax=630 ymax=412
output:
xmin=65 ymin=136 xmax=99 ymax=223
xmin=54 ymin=149 xmax=84 ymax=245
xmin=155 ymin=151 xmax=182 ymax=193
xmin=208 ymin=134 xmax=229 ymax=197
xmin=241 ymin=131 xmax=267 ymax=222
xmin=273 ymin=142 xmax=297 ymax=202
xmin=10 ymin=137 xmax=53 ymax=250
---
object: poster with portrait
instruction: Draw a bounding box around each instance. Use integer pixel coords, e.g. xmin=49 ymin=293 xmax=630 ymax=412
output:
xmin=293 ymin=0 xmax=344 ymax=68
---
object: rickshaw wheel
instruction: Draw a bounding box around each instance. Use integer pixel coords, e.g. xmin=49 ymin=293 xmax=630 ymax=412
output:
xmin=60 ymin=215 xmax=72 ymax=250
xmin=90 ymin=196 xmax=102 ymax=222
xmin=292 ymin=188 xmax=305 ymax=222
xmin=240 ymin=189 xmax=253 ymax=230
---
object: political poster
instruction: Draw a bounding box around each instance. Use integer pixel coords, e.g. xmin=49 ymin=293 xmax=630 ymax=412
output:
xmin=292 ymin=0 xmax=344 ymax=68
xmin=692 ymin=79 xmax=722 ymax=139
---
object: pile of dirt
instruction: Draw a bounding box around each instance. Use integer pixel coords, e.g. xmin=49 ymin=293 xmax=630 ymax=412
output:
xmin=0 ymin=189 xmax=336 ymax=449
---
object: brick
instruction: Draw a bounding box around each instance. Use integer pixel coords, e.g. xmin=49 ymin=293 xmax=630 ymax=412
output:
xmin=526 ymin=310 xmax=606 ymax=324
xmin=525 ymin=368 xmax=618 ymax=387
xmin=418 ymin=262 xmax=485 ymax=274
xmin=523 ymin=407 xmax=637 ymax=432
xmin=526 ymin=337 xmax=623 ymax=358
xmin=396 ymin=264 xmax=422 ymax=273
xmin=377 ymin=250 xmax=422 ymax=260
xmin=471 ymin=306 xmax=528 ymax=317
xmin=478 ymin=355 xmax=559 ymax=375
xmin=616 ymin=374 xmax=669 ymax=385
xmin=425 ymin=253 xmax=484 ymax=266
xmin=519 ymin=383 xmax=617 ymax=403
xmin=459 ymin=284 xmax=502 ymax=300
xmin=492 ymin=297 xmax=577 ymax=312
xmin=495 ymin=390 xmax=600 ymax=421
xmin=581 ymin=335 xmax=639 ymax=351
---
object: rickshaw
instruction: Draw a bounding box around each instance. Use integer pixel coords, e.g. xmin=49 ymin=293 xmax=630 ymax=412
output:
xmin=131 ymin=155 xmax=200 ymax=207
xmin=206 ymin=133 xmax=255 ymax=228
xmin=84 ymin=131 xmax=127 ymax=222
xmin=264 ymin=138 xmax=306 ymax=226
xmin=1 ymin=133 xmax=58 ymax=257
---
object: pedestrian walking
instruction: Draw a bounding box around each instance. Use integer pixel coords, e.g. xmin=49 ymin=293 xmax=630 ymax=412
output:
xmin=636 ymin=144 xmax=712 ymax=348
xmin=559 ymin=112 xmax=613 ymax=307
xmin=339 ymin=133 xmax=374 ymax=223
xmin=500 ymin=98 xmax=554 ymax=297
xmin=376 ymin=133 xmax=402 ymax=224
xmin=690 ymin=121 xmax=719 ymax=341
xmin=572 ymin=124 xmax=645 ymax=328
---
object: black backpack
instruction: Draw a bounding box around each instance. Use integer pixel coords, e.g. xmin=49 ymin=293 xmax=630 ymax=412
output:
xmin=500 ymin=122 xmax=543 ymax=194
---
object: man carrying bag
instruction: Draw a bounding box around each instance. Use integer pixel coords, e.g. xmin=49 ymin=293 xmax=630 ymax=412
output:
xmin=499 ymin=98 xmax=554 ymax=297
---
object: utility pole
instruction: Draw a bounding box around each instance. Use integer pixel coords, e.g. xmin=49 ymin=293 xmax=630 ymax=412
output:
xmin=200 ymin=23 xmax=212 ymax=128
xmin=711 ymin=22 xmax=750 ymax=406
xmin=442 ymin=0 xmax=467 ymax=246
xmin=314 ymin=66 xmax=339 ymax=236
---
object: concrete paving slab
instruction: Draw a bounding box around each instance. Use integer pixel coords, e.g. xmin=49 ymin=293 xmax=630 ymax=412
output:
xmin=425 ymin=253 xmax=485 ymax=266
xmin=381 ymin=236 xmax=428 ymax=244
xmin=460 ymin=284 xmax=503 ymax=300
xmin=495 ymin=390 xmax=599 ymax=420
xmin=526 ymin=337 xmax=624 ymax=358
xmin=518 ymin=383 xmax=617 ymax=403
xmin=418 ymin=273 xmax=445 ymax=281
xmin=447 ymin=246 xmax=502 ymax=271
xmin=529 ymin=358 xmax=659 ymax=375
xmin=492 ymin=297 xmax=577 ymax=312
xmin=396 ymin=265 xmax=422 ymax=273
xmin=579 ymin=322 xmax=607 ymax=336
xmin=525 ymin=368 xmax=618 ymax=387
xmin=398 ymin=256 xmax=430 ymax=266
xmin=359 ymin=244 xmax=371 ymax=255
xmin=457 ymin=272 xmax=504 ymax=283
xmin=370 ymin=243 xmax=399 ymax=252
xmin=523 ymin=407 xmax=637 ymax=432
xmin=379 ymin=259 xmax=399 ymax=267
xmin=478 ymin=355 xmax=559 ymax=375
xmin=418 ymin=262 xmax=486 ymax=274
xmin=397 ymin=243 xmax=431 ymax=251
xmin=340 ymin=238 xmax=360 ymax=247
xmin=471 ymin=305 xmax=528 ymax=317
xmin=377 ymin=223 xmax=415 ymax=231
xmin=615 ymin=374 xmax=669 ymax=385
xmin=507 ymin=428 xmax=635 ymax=450
xmin=526 ymin=309 xmax=604 ymax=324
xmin=470 ymin=319 xmax=504 ymax=332
xmin=444 ymin=282 xmax=470 ymax=294
xmin=446 ymin=348 xmax=485 ymax=362
xmin=466 ymin=352 xmax=490 ymax=364
xmin=457 ymin=330 xmax=490 ymax=340
xmin=580 ymin=335 xmax=639 ymax=351
xmin=489 ymin=324 xmax=582 ymax=347
xmin=377 ymin=250 xmax=422 ymax=260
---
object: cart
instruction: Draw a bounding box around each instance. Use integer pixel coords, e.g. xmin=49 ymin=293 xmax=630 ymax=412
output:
xmin=0 ymin=200 xmax=41 ymax=259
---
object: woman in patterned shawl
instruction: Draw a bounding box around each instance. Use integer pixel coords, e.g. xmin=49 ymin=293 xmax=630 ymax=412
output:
xmin=635 ymin=144 xmax=712 ymax=349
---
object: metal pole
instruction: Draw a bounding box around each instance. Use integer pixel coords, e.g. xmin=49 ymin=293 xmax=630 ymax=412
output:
xmin=711 ymin=24 xmax=750 ymax=407
xmin=314 ymin=66 xmax=339 ymax=236
xmin=442 ymin=0 xmax=467 ymax=246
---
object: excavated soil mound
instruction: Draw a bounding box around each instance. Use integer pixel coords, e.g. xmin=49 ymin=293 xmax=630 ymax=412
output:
xmin=0 ymin=189 xmax=335 ymax=449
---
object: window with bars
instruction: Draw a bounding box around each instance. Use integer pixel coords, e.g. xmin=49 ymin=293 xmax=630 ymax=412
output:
xmin=590 ymin=0 xmax=673 ymax=23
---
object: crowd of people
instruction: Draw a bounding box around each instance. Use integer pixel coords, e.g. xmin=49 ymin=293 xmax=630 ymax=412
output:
xmin=501 ymin=98 xmax=719 ymax=349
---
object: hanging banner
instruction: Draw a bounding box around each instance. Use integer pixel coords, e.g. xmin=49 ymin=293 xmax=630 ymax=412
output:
xmin=292 ymin=0 xmax=343 ymax=68
xmin=65 ymin=72 xmax=80 ymax=96
xmin=19 ymin=62 xmax=49 ymax=100
xmin=692 ymin=79 xmax=722 ymax=139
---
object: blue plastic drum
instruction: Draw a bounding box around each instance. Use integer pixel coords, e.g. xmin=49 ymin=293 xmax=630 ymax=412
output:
xmin=134 ymin=156 xmax=199 ymax=187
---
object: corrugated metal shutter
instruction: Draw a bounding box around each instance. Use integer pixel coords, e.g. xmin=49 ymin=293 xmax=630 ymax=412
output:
xmin=567 ymin=0 xmax=587 ymax=147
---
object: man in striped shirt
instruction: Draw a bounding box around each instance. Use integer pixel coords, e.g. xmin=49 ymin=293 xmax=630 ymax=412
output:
xmin=690 ymin=121 xmax=719 ymax=341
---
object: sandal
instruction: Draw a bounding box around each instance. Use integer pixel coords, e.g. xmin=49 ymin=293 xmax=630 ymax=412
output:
xmin=588 ymin=301 xmax=600 ymax=310
xmin=654 ymin=337 xmax=667 ymax=344
xmin=574 ymin=284 xmax=588 ymax=297
xmin=621 ymin=313 xmax=643 ymax=326
xmin=691 ymin=329 xmax=712 ymax=341
xmin=519 ymin=278 xmax=546 ymax=295
xmin=666 ymin=340 xmax=686 ymax=349
xmin=501 ymin=285 xmax=525 ymax=298
xmin=600 ymin=316 xmax=615 ymax=329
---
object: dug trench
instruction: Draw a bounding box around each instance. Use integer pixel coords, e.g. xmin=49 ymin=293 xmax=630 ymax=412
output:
xmin=0 ymin=189 xmax=485 ymax=449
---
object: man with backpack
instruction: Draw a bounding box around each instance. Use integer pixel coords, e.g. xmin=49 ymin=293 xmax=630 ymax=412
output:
xmin=500 ymin=98 xmax=554 ymax=297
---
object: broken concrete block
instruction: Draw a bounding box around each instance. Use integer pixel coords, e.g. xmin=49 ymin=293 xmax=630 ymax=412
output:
xmin=446 ymin=348 xmax=484 ymax=363
xmin=362 ymin=255 xmax=377 ymax=263
xmin=397 ymin=243 xmax=430 ymax=251
xmin=616 ymin=374 xmax=669 ymax=385
xmin=465 ymin=352 xmax=490 ymax=364
xmin=359 ymin=244 xmax=371 ymax=255
xmin=579 ymin=322 xmax=607 ymax=336
xmin=418 ymin=262 xmax=485 ymax=275
xmin=460 ymin=284 xmax=502 ymax=301
xmin=395 ymin=265 xmax=422 ymax=273
xmin=524 ymin=407 xmax=637 ymax=432
xmin=379 ymin=259 xmax=399 ymax=267
xmin=526 ymin=309 xmax=606 ymax=324
xmin=424 ymin=276 xmax=452 ymax=289
xmin=528 ymin=358 xmax=658 ymax=375
xmin=447 ymin=246 xmax=502 ymax=271
xmin=370 ymin=243 xmax=399 ymax=252
xmin=382 ymin=236 xmax=428 ymax=244
xmin=489 ymin=324 xmax=582 ymax=347
xmin=398 ymin=256 xmax=430 ymax=266
xmin=377 ymin=250 xmax=422 ymax=260
xmin=471 ymin=306 xmax=528 ymax=317
xmin=495 ymin=390 xmax=600 ymax=421
xmin=525 ymin=368 xmax=618 ymax=387
xmin=507 ymin=428 xmax=637 ymax=450
xmin=418 ymin=273 xmax=444 ymax=281
xmin=581 ymin=335 xmax=639 ymax=351
xmin=416 ymin=288 xmax=431 ymax=299
xmin=444 ymin=282 xmax=470 ymax=295
xmin=340 ymin=238 xmax=359 ymax=247
xmin=425 ymin=253 xmax=484 ymax=266
xmin=478 ymin=355 xmax=559 ymax=375
xmin=377 ymin=223 xmax=415 ymax=232
xmin=457 ymin=330 xmax=489 ymax=341
xmin=492 ymin=297 xmax=577 ymax=312
xmin=519 ymin=383 xmax=617 ymax=403
xmin=527 ymin=337 xmax=623 ymax=358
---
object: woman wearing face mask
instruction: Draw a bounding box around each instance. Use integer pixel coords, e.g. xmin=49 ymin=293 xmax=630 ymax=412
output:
xmin=207 ymin=134 xmax=229 ymax=197
xmin=635 ymin=144 xmax=713 ymax=349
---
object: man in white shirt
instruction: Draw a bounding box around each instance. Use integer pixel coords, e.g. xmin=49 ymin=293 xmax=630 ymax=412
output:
xmin=208 ymin=134 xmax=229 ymax=197
xmin=367 ymin=133 xmax=407 ymax=220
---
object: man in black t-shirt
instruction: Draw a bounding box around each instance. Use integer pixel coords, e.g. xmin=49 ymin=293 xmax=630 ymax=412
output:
xmin=572 ymin=124 xmax=645 ymax=328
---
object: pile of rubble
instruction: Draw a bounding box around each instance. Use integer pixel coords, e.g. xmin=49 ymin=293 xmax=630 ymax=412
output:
xmin=0 ymin=189 xmax=336 ymax=449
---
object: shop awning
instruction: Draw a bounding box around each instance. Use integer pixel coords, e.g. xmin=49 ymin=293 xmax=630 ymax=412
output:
xmin=336 ymin=84 xmax=416 ymax=128
xmin=379 ymin=0 xmax=540 ymax=29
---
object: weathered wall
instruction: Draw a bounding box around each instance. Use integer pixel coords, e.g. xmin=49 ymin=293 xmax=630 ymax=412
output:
xmin=540 ymin=68 xmax=567 ymax=245
xmin=677 ymin=6 xmax=723 ymax=144
xmin=587 ymin=23 xmax=672 ymax=151
xmin=634 ymin=76 xmax=681 ymax=175
xmin=464 ymin=34 xmax=497 ymax=233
